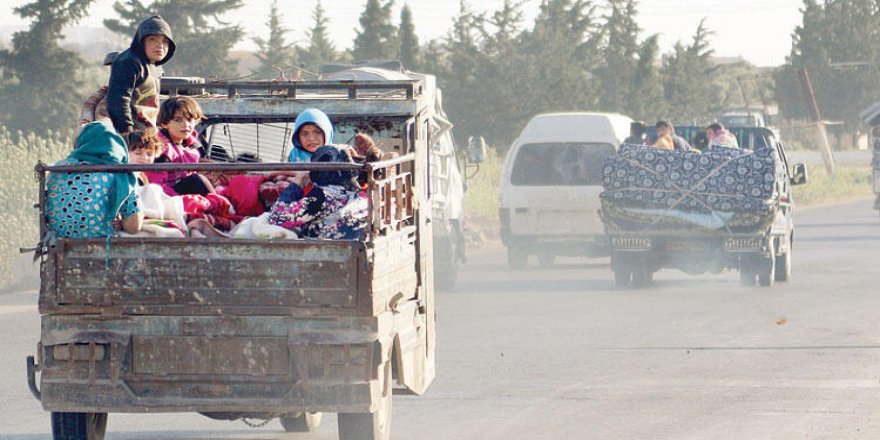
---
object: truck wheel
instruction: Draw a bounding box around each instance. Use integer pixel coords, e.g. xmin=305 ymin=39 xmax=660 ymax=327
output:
xmin=280 ymin=412 xmax=323 ymax=432
xmin=51 ymin=412 xmax=107 ymax=440
xmin=338 ymin=358 xmax=392 ymax=440
xmin=538 ymin=253 xmax=555 ymax=268
xmin=507 ymin=247 xmax=528 ymax=270
xmin=739 ymin=270 xmax=756 ymax=287
xmin=774 ymin=249 xmax=791 ymax=282
xmin=757 ymin=242 xmax=776 ymax=287
xmin=631 ymin=264 xmax=653 ymax=288
xmin=613 ymin=266 xmax=632 ymax=287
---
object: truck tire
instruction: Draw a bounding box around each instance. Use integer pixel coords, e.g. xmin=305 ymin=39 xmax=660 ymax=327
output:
xmin=507 ymin=247 xmax=528 ymax=270
xmin=774 ymin=249 xmax=791 ymax=282
xmin=631 ymin=264 xmax=653 ymax=288
xmin=739 ymin=269 xmax=756 ymax=287
xmin=435 ymin=238 xmax=459 ymax=291
xmin=51 ymin=412 xmax=107 ymax=440
xmin=757 ymin=241 xmax=776 ymax=287
xmin=338 ymin=359 xmax=392 ymax=440
xmin=613 ymin=265 xmax=632 ymax=287
xmin=280 ymin=412 xmax=323 ymax=432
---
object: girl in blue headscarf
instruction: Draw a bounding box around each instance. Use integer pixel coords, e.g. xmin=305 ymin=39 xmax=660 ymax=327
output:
xmin=46 ymin=120 xmax=144 ymax=238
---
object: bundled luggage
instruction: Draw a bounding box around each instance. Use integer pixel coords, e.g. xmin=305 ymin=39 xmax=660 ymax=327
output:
xmin=600 ymin=144 xmax=781 ymax=232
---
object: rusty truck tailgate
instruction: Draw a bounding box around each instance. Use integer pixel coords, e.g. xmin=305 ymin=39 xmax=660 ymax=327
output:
xmin=40 ymin=238 xmax=368 ymax=315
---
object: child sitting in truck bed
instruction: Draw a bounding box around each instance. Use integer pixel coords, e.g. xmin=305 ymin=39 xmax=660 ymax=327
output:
xmin=144 ymin=96 xmax=215 ymax=196
xmin=46 ymin=120 xmax=143 ymax=238
xmin=268 ymin=145 xmax=369 ymax=240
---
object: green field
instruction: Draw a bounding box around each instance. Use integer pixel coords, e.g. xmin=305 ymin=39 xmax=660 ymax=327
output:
xmin=0 ymin=128 xmax=70 ymax=287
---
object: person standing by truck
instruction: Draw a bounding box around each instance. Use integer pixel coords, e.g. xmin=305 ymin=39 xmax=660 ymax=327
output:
xmin=106 ymin=15 xmax=176 ymax=141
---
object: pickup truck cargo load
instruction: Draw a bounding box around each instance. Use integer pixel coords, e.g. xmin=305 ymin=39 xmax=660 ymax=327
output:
xmin=600 ymin=127 xmax=808 ymax=288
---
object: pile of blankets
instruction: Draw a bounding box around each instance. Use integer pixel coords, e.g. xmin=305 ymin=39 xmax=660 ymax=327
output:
xmin=600 ymin=144 xmax=781 ymax=232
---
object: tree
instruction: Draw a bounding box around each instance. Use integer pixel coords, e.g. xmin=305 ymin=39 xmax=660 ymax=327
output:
xmin=440 ymin=1 xmax=486 ymax=142
xmin=104 ymin=0 xmax=244 ymax=79
xmin=506 ymin=0 xmax=600 ymax=147
xmin=252 ymin=0 xmax=296 ymax=79
xmin=398 ymin=4 xmax=420 ymax=70
xmin=659 ymin=19 xmax=720 ymax=123
xmin=352 ymin=0 xmax=398 ymax=62
xmin=0 ymin=0 xmax=95 ymax=136
xmin=777 ymin=0 xmax=880 ymax=130
xmin=627 ymin=34 xmax=665 ymax=120
xmin=595 ymin=0 xmax=641 ymax=113
xmin=299 ymin=0 xmax=338 ymax=69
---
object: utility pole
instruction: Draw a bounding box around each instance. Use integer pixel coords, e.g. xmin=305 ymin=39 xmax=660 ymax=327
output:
xmin=797 ymin=67 xmax=835 ymax=174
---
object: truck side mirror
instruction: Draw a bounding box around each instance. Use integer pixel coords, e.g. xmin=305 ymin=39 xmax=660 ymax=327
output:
xmin=790 ymin=163 xmax=808 ymax=185
xmin=467 ymin=136 xmax=486 ymax=164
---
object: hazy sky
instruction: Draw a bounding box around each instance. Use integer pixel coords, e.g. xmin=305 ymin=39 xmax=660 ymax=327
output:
xmin=0 ymin=0 xmax=802 ymax=66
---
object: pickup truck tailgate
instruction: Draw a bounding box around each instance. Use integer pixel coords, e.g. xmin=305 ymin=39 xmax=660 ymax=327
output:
xmin=40 ymin=238 xmax=367 ymax=315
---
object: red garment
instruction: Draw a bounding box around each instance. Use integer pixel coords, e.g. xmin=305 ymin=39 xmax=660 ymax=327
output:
xmin=222 ymin=175 xmax=267 ymax=216
xmin=143 ymin=129 xmax=201 ymax=196
xmin=181 ymin=193 xmax=242 ymax=232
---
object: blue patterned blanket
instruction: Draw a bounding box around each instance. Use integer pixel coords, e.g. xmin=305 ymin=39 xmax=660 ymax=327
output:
xmin=600 ymin=145 xmax=780 ymax=232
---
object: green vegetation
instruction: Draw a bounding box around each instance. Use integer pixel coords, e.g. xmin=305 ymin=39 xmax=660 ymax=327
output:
xmin=464 ymin=148 xmax=503 ymax=222
xmin=793 ymin=166 xmax=873 ymax=207
xmin=0 ymin=128 xmax=70 ymax=287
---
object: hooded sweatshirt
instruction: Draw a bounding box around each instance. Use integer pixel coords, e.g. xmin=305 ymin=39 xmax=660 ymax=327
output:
xmin=106 ymin=15 xmax=176 ymax=135
xmin=287 ymin=108 xmax=334 ymax=163
xmin=46 ymin=121 xmax=140 ymax=238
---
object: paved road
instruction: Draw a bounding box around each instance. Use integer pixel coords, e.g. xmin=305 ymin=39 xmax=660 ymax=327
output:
xmin=2 ymin=199 xmax=879 ymax=439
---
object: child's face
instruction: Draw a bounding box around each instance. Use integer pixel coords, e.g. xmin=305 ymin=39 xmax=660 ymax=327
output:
xmin=130 ymin=149 xmax=159 ymax=164
xmin=143 ymin=34 xmax=170 ymax=63
xmin=162 ymin=111 xmax=197 ymax=145
xmin=298 ymin=124 xmax=325 ymax=153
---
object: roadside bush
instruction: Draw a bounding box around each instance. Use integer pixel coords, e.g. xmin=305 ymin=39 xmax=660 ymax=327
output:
xmin=792 ymin=166 xmax=872 ymax=206
xmin=0 ymin=127 xmax=70 ymax=288
xmin=463 ymin=147 xmax=502 ymax=222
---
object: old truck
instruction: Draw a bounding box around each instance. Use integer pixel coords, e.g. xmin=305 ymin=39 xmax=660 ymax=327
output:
xmin=27 ymin=78 xmax=437 ymax=440
xmin=601 ymin=127 xmax=808 ymax=288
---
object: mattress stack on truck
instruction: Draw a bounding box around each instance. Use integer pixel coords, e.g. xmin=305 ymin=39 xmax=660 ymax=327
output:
xmin=600 ymin=144 xmax=780 ymax=233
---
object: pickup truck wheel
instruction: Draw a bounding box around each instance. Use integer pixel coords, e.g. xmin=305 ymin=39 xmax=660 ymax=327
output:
xmin=338 ymin=358 xmax=392 ymax=440
xmin=614 ymin=268 xmax=631 ymax=287
xmin=280 ymin=412 xmax=323 ymax=432
xmin=757 ymin=242 xmax=776 ymax=287
xmin=774 ymin=250 xmax=791 ymax=282
xmin=507 ymin=247 xmax=528 ymax=270
xmin=51 ymin=412 xmax=107 ymax=440
xmin=631 ymin=264 xmax=652 ymax=288
xmin=739 ymin=270 xmax=756 ymax=287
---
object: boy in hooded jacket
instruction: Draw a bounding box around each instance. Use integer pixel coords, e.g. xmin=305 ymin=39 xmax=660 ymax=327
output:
xmin=106 ymin=15 xmax=176 ymax=139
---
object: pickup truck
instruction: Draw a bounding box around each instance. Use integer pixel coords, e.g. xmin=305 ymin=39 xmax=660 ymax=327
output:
xmin=27 ymin=78 xmax=437 ymax=440
xmin=601 ymin=127 xmax=808 ymax=288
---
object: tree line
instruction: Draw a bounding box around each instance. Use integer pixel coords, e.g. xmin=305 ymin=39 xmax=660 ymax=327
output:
xmin=0 ymin=0 xmax=878 ymax=149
